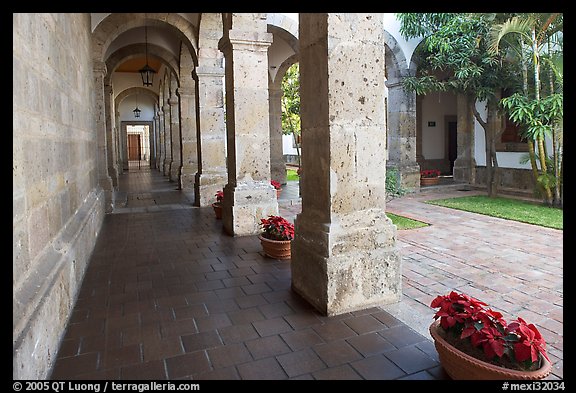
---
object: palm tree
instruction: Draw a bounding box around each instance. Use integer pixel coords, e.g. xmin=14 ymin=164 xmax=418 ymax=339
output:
xmin=489 ymin=13 xmax=563 ymax=206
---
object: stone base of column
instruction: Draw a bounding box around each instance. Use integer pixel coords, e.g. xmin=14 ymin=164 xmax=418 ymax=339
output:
xmin=291 ymin=211 xmax=402 ymax=316
xmin=99 ymin=175 xmax=114 ymax=213
xmin=180 ymin=167 xmax=197 ymax=193
xmin=194 ymin=172 xmax=227 ymax=207
xmin=453 ymin=157 xmax=476 ymax=184
xmin=170 ymin=162 xmax=181 ymax=186
xmin=271 ymin=161 xmax=287 ymax=185
xmin=398 ymin=164 xmax=421 ymax=191
xmin=222 ymin=182 xmax=279 ymax=236
xmin=163 ymin=160 xmax=171 ymax=177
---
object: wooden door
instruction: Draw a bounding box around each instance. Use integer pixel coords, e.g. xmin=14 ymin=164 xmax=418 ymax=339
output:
xmin=128 ymin=134 xmax=141 ymax=160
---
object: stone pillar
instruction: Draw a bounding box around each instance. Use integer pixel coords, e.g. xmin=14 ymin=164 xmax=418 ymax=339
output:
xmin=163 ymin=102 xmax=172 ymax=177
xmin=291 ymin=14 xmax=401 ymax=316
xmin=218 ymin=15 xmax=278 ymax=235
xmin=115 ymin=110 xmax=125 ymax=173
xmin=416 ymin=96 xmax=424 ymax=164
xmin=178 ymin=86 xmax=198 ymax=191
xmin=269 ymin=87 xmax=287 ymax=185
xmin=150 ymin=114 xmax=158 ymax=169
xmin=386 ymin=81 xmax=420 ymax=190
xmin=104 ymin=83 xmax=119 ymax=188
xmin=453 ymin=93 xmax=476 ymax=183
xmin=158 ymin=108 xmax=165 ymax=172
xmin=194 ymin=61 xmax=228 ymax=207
xmin=93 ymin=61 xmax=113 ymax=212
xmin=168 ymin=94 xmax=182 ymax=185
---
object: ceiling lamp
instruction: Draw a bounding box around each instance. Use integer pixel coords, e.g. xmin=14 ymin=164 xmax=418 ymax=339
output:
xmin=139 ymin=25 xmax=156 ymax=87
xmin=133 ymin=92 xmax=141 ymax=118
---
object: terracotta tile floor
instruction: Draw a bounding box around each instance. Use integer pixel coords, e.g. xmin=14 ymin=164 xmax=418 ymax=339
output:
xmin=50 ymin=165 xmax=562 ymax=380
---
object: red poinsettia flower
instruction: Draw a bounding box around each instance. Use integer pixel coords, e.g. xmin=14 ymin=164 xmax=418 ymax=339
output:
xmin=215 ymin=190 xmax=224 ymax=203
xmin=430 ymin=291 xmax=550 ymax=371
xmin=259 ymin=215 xmax=295 ymax=241
xmin=270 ymin=180 xmax=282 ymax=190
xmin=508 ymin=318 xmax=550 ymax=363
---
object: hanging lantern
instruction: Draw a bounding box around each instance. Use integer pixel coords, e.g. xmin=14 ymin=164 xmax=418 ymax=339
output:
xmin=139 ymin=25 xmax=156 ymax=87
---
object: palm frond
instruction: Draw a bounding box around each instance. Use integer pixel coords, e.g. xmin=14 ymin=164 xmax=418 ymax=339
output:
xmin=488 ymin=16 xmax=534 ymax=55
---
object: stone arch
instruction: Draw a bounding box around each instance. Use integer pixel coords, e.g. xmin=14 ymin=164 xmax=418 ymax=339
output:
xmin=266 ymin=13 xmax=299 ymax=42
xmin=105 ymin=43 xmax=179 ymax=85
xmin=383 ymin=29 xmax=421 ymax=189
xmin=115 ymin=87 xmax=159 ymax=171
xmin=115 ymin=86 xmax=159 ymax=107
xmin=92 ymin=13 xmax=198 ymax=65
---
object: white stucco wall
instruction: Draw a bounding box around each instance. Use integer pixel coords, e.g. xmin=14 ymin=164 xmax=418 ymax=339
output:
xmin=421 ymin=92 xmax=457 ymax=160
xmin=283 ymin=134 xmax=299 ymax=155
xmin=473 ymin=100 xmax=537 ymax=169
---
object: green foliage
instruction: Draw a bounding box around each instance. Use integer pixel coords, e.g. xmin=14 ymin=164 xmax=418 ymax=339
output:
xmin=500 ymin=92 xmax=563 ymax=140
xmin=385 ymin=167 xmax=407 ymax=200
xmin=286 ymin=168 xmax=299 ymax=181
xmin=398 ymin=13 xmax=516 ymax=102
xmin=426 ymin=195 xmax=562 ymax=229
xmin=281 ymin=63 xmax=300 ymax=136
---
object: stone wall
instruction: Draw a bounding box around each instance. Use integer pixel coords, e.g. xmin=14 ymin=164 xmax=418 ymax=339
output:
xmin=13 ymin=13 xmax=104 ymax=379
xmin=474 ymin=166 xmax=536 ymax=196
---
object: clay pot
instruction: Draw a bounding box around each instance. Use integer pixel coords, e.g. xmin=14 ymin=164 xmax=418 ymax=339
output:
xmin=420 ymin=177 xmax=440 ymax=187
xmin=429 ymin=320 xmax=552 ymax=380
xmin=259 ymin=235 xmax=291 ymax=260
xmin=212 ymin=203 xmax=222 ymax=219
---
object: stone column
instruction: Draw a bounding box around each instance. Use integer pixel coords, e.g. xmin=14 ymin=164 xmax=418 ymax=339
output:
xmin=150 ymin=114 xmax=158 ymax=169
xmin=115 ymin=110 xmax=125 ymax=173
xmin=416 ymin=96 xmax=424 ymax=164
xmin=386 ymin=80 xmax=420 ymax=190
xmin=453 ymin=93 xmax=476 ymax=183
xmin=156 ymin=107 xmax=163 ymax=170
xmin=163 ymin=102 xmax=172 ymax=177
xmin=218 ymin=16 xmax=278 ymax=236
xmin=269 ymin=87 xmax=287 ymax=185
xmin=121 ymin=121 xmax=128 ymax=172
xmin=168 ymin=94 xmax=181 ymax=185
xmin=291 ymin=14 xmax=401 ymax=316
xmin=178 ymin=86 xmax=198 ymax=191
xmin=93 ymin=61 xmax=113 ymax=212
xmin=104 ymin=83 xmax=119 ymax=188
xmin=194 ymin=61 xmax=228 ymax=207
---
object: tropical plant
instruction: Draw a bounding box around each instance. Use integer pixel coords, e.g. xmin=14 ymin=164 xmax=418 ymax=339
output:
xmin=397 ymin=13 xmax=520 ymax=198
xmin=259 ymin=215 xmax=295 ymax=241
xmin=431 ymin=291 xmax=550 ymax=371
xmin=489 ymin=13 xmax=563 ymax=206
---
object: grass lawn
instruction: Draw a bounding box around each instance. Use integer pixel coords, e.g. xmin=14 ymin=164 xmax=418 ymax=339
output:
xmin=286 ymin=168 xmax=300 ymax=181
xmin=425 ymin=195 xmax=563 ymax=230
xmin=387 ymin=212 xmax=429 ymax=230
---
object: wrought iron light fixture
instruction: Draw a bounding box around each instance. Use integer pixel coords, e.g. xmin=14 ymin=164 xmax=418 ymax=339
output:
xmin=133 ymin=92 xmax=141 ymax=118
xmin=139 ymin=25 xmax=156 ymax=87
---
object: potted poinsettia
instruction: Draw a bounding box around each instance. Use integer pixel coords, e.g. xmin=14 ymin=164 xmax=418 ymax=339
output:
xmin=429 ymin=291 xmax=552 ymax=380
xmin=212 ymin=190 xmax=224 ymax=219
xmin=420 ymin=169 xmax=441 ymax=186
xmin=271 ymin=180 xmax=282 ymax=198
xmin=258 ymin=215 xmax=294 ymax=260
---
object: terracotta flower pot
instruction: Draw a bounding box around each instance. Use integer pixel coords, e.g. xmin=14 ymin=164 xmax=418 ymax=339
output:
xmin=259 ymin=235 xmax=291 ymax=260
xmin=429 ymin=320 xmax=552 ymax=380
xmin=421 ymin=177 xmax=439 ymax=186
xmin=212 ymin=203 xmax=222 ymax=219
xmin=276 ymin=188 xmax=282 ymax=198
